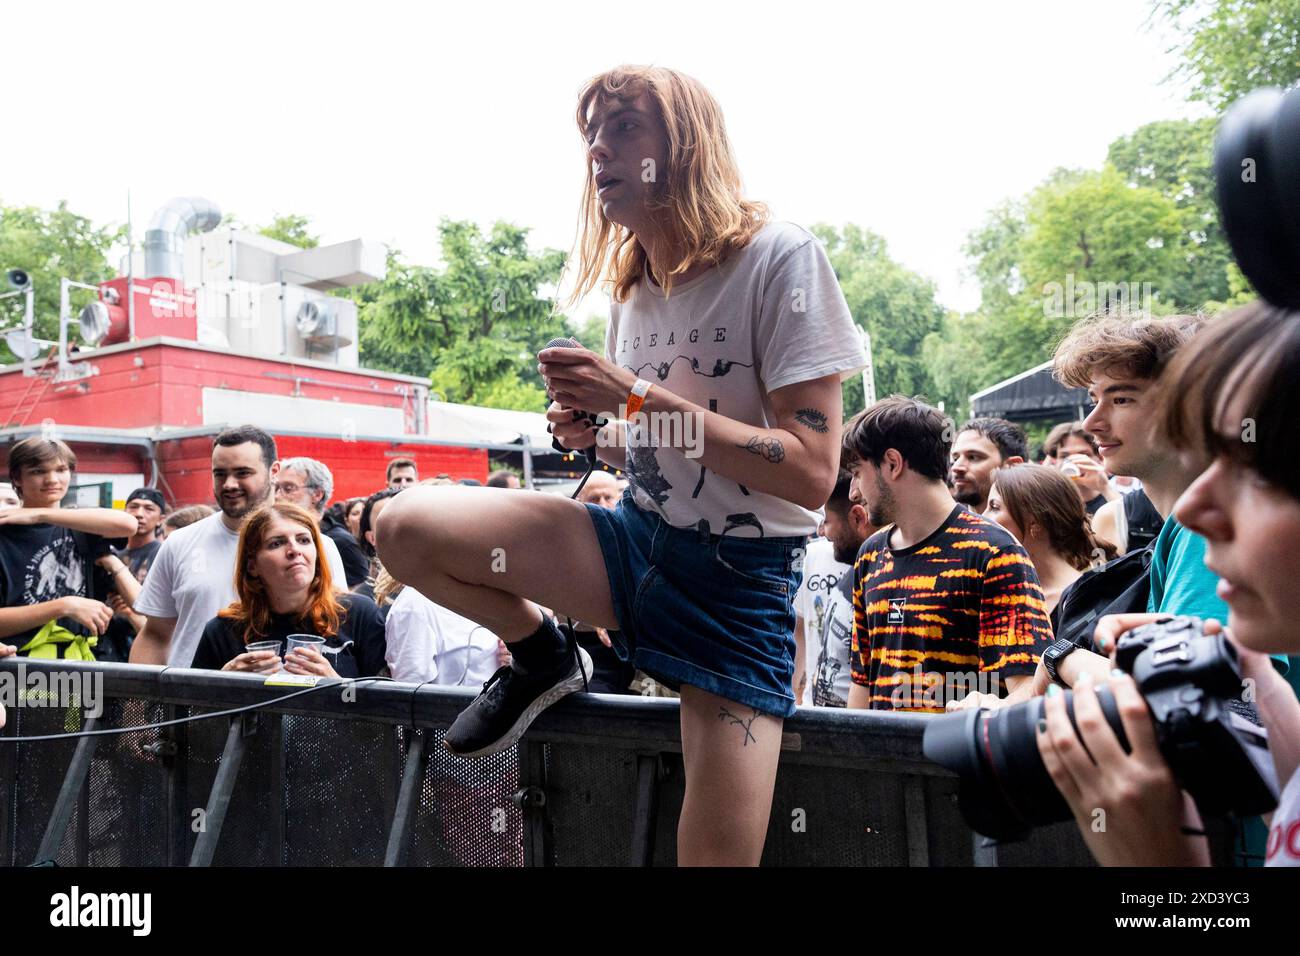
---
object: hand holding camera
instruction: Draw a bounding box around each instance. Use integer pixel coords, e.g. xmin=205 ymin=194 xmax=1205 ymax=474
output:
xmin=924 ymin=616 xmax=1279 ymax=843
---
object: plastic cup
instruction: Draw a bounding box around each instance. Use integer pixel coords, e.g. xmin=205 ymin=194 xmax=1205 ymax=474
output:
xmin=244 ymin=640 xmax=283 ymax=672
xmin=286 ymin=634 xmax=325 ymax=658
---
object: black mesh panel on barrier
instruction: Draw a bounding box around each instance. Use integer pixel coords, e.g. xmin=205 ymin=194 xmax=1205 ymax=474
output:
xmin=406 ymin=728 xmax=523 ymax=867
xmin=84 ymin=698 xmax=169 ymax=867
xmin=762 ymin=764 xmax=923 ymax=866
xmin=282 ymin=715 xmax=398 ymax=866
xmin=184 ymin=707 xmax=283 ymax=867
xmin=544 ymin=744 xmax=657 ymax=866
xmin=6 ymin=699 xmax=86 ymax=867
xmin=0 ymin=661 xmax=1116 ymax=868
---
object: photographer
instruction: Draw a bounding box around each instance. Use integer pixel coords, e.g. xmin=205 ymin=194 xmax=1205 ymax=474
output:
xmin=1039 ymin=302 xmax=1300 ymax=867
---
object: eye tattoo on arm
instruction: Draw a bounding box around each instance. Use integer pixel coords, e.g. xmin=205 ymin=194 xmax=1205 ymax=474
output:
xmin=737 ymin=436 xmax=785 ymax=463
xmin=794 ymin=408 xmax=829 ymax=434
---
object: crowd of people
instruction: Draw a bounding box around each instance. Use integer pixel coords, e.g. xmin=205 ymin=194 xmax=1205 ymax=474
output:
xmin=2 ymin=62 xmax=1298 ymax=871
xmin=0 ymin=426 xmax=640 ymax=692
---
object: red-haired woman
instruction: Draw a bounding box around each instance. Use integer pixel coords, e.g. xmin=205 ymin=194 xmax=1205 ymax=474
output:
xmin=191 ymin=502 xmax=385 ymax=677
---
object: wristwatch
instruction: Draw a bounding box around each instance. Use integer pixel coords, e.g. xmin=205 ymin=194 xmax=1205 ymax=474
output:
xmin=1041 ymin=636 xmax=1080 ymax=687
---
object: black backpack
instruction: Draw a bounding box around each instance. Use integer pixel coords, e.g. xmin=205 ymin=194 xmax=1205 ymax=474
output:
xmin=1050 ymin=541 xmax=1155 ymax=651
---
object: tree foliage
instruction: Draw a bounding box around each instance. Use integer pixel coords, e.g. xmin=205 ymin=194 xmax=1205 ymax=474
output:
xmin=1106 ymin=117 xmax=1231 ymax=305
xmin=811 ymin=224 xmax=946 ymax=414
xmin=0 ymin=201 xmax=121 ymax=362
xmin=258 ymin=214 xmax=319 ymax=249
xmin=353 ymin=219 xmax=567 ymax=410
xmin=1153 ymin=0 xmax=1300 ymax=110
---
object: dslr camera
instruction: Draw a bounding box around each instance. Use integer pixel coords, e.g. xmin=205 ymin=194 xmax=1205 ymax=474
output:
xmin=922 ymin=617 xmax=1278 ymax=841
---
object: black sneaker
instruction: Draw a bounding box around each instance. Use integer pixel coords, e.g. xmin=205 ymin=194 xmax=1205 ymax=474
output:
xmin=443 ymin=627 xmax=592 ymax=758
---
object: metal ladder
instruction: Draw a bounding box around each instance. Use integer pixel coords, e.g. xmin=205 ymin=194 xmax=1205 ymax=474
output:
xmin=4 ymin=347 xmax=60 ymax=429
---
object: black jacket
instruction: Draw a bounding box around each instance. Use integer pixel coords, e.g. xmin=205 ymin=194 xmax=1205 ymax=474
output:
xmin=320 ymin=511 xmax=370 ymax=589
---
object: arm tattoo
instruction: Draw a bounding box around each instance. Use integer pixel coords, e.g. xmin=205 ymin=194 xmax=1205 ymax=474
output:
xmin=737 ymin=436 xmax=785 ymax=463
xmin=794 ymin=408 xmax=829 ymax=433
xmin=718 ymin=707 xmax=759 ymax=746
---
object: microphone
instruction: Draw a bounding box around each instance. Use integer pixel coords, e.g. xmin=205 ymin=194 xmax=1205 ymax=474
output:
xmin=542 ymin=337 xmax=603 ymax=466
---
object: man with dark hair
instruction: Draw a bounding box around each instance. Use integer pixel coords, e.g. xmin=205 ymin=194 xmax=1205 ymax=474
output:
xmin=0 ymin=437 xmax=136 ymax=658
xmin=949 ymin=416 xmax=1026 ymax=513
xmin=277 ymin=456 xmax=369 ymax=588
xmin=130 ymin=426 xmax=348 ymax=666
xmin=96 ymin=488 xmax=167 ymax=658
xmin=386 ymin=458 xmax=418 ymax=490
xmin=793 ymin=471 xmax=877 ymax=707
xmin=959 ymin=313 xmax=1243 ymax=708
xmin=487 ymin=470 xmax=521 ymax=489
xmin=842 ymin=396 xmax=1050 ymax=711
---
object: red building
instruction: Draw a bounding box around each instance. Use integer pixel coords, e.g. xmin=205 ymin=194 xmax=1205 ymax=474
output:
xmin=0 ymin=197 xmax=562 ymax=507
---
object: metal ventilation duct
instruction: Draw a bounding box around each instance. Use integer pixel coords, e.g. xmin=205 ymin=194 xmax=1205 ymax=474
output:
xmin=143 ymin=196 xmax=222 ymax=279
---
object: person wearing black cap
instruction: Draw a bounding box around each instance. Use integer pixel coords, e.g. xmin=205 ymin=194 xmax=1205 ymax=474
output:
xmin=112 ymin=489 xmax=165 ymax=581
xmin=94 ymin=488 xmax=166 ymax=659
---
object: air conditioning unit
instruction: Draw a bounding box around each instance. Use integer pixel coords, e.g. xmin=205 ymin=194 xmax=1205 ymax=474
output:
xmin=286 ymin=293 xmax=356 ymax=362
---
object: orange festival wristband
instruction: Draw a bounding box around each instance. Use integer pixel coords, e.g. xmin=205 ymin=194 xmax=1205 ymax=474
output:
xmin=625 ymin=378 xmax=653 ymax=418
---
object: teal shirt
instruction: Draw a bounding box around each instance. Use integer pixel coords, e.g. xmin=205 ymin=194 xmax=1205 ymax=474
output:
xmin=1147 ymin=515 xmax=1288 ymax=674
xmin=1146 ymin=517 xmax=1229 ymax=620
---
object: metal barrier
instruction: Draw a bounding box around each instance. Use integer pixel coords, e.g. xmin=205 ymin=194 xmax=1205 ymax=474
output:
xmin=0 ymin=658 xmax=1095 ymax=867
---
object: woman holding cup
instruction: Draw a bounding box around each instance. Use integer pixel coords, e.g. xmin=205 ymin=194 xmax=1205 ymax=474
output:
xmin=191 ymin=502 xmax=386 ymax=678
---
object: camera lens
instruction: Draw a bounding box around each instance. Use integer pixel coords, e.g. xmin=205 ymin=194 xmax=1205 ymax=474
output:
xmin=923 ymin=688 xmax=1127 ymax=840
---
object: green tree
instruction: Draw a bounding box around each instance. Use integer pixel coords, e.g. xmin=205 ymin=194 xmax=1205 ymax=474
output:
xmin=921 ymin=311 xmax=996 ymax=421
xmin=1153 ymin=0 xmax=1300 ymax=110
xmin=1106 ymin=118 xmax=1231 ymax=306
xmin=811 ymin=224 xmax=946 ymax=414
xmin=354 ymin=219 xmax=567 ymax=410
xmin=942 ymin=166 xmax=1189 ymax=414
xmin=0 ymin=201 xmax=122 ymax=362
xmin=258 ymin=214 xmax=319 ymax=249
xmin=570 ymin=313 xmax=609 ymax=352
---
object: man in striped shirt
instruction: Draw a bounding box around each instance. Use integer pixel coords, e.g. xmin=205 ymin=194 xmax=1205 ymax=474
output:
xmin=842 ymin=396 xmax=1051 ymax=712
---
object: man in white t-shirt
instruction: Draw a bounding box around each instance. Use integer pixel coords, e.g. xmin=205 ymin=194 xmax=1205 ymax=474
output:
xmin=384 ymin=585 xmax=501 ymax=686
xmin=130 ymin=426 xmax=347 ymax=668
xmin=794 ymin=472 xmax=877 ymax=707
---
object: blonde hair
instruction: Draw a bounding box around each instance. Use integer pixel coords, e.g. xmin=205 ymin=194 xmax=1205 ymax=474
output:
xmin=566 ymin=65 xmax=769 ymax=305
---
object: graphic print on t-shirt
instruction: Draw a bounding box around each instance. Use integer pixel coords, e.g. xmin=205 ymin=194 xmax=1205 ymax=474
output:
xmin=605 ymin=221 xmax=867 ymax=538
xmin=24 ymin=536 xmax=84 ymax=604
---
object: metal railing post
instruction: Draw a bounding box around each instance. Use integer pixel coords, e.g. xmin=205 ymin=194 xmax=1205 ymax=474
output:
xmin=33 ymin=716 xmax=99 ymax=865
xmin=384 ymin=729 xmax=428 ymax=867
xmin=629 ymin=753 xmax=661 ymax=867
xmin=189 ymin=713 xmax=256 ymax=867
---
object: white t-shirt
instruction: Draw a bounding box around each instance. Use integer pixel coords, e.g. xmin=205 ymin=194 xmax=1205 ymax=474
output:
xmin=134 ymin=511 xmax=348 ymax=667
xmin=384 ymin=585 xmax=500 ymax=686
xmin=1267 ymin=765 xmax=1300 ymax=866
xmin=606 ymin=221 xmax=867 ymax=538
xmin=793 ymin=537 xmax=854 ymax=707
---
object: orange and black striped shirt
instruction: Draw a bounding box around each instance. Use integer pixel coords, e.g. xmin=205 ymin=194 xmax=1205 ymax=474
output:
xmin=850 ymin=505 xmax=1051 ymax=712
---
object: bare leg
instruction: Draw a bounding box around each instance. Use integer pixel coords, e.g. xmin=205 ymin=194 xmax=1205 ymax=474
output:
xmin=376 ymin=486 xmax=618 ymax=641
xmin=677 ymin=685 xmax=783 ymax=866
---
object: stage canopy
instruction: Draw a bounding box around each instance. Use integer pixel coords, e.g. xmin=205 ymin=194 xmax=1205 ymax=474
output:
xmin=969 ymin=360 xmax=1092 ymax=424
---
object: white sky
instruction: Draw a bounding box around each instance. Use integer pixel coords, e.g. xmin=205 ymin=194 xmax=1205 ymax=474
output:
xmin=4 ymin=0 xmax=1206 ymax=319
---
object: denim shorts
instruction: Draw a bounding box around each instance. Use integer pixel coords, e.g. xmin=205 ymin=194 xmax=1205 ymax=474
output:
xmin=583 ymin=489 xmax=804 ymax=718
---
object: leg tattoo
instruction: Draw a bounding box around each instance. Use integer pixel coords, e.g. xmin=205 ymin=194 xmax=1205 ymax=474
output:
xmin=718 ymin=707 xmax=760 ymax=746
